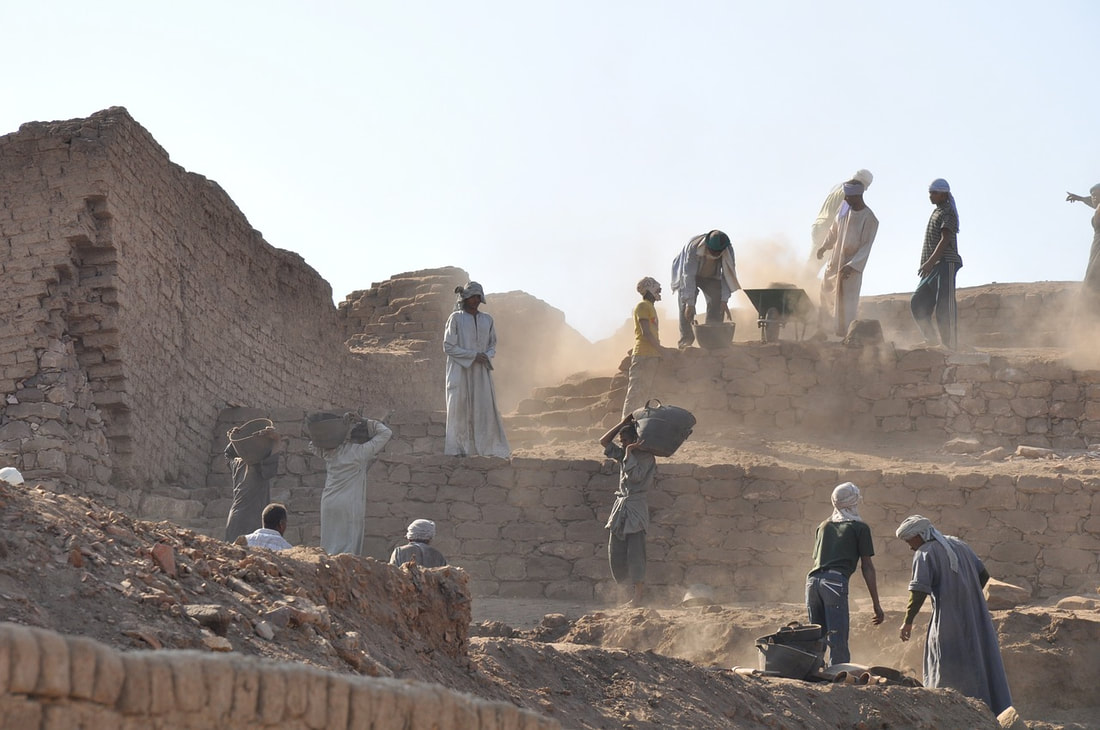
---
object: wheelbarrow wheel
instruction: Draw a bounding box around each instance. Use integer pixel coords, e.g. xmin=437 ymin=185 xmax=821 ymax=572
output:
xmin=763 ymin=306 xmax=781 ymax=343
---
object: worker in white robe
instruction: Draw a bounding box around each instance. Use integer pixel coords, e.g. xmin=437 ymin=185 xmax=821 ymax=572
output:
xmin=443 ymin=282 xmax=511 ymax=458
xmin=315 ymin=417 xmax=392 ymax=555
xmin=816 ymin=180 xmax=879 ymax=338
xmin=810 ymin=168 xmax=874 ymax=267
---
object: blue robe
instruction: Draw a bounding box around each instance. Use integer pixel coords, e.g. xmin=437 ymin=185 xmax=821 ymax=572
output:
xmin=909 ymin=536 xmax=1013 ymax=714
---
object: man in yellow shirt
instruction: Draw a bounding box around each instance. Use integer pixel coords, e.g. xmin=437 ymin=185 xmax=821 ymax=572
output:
xmin=622 ymin=277 xmax=663 ymax=417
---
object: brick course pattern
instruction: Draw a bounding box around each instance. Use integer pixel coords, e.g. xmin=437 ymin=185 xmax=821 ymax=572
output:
xmin=0 ymin=622 xmax=558 ymax=730
xmin=514 ymin=341 xmax=1100 ymax=452
xmin=175 ymin=407 xmax=1100 ymax=603
xmin=0 ymin=109 xmax=430 ymax=500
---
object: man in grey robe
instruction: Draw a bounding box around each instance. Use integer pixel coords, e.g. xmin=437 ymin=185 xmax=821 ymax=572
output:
xmin=389 ymin=518 xmax=448 ymax=568
xmin=599 ymin=413 xmax=657 ymax=607
xmin=897 ymin=515 xmax=1013 ymax=715
xmin=224 ymin=426 xmax=283 ymax=542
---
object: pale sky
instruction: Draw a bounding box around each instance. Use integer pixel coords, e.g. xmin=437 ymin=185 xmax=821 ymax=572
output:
xmin=5 ymin=1 xmax=1099 ymax=341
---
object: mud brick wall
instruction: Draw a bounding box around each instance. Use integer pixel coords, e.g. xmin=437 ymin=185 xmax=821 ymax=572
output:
xmin=341 ymin=277 xmax=598 ymax=414
xmin=576 ymin=342 xmax=1100 ymax=452
xmin=184 ymin=409 xmax=1100 ymax=602
xmin=859 ymin=282 xmax=1077 ymax=348
xmin=0 ymin=623 xmax=559 ymax=730
xmin=0 ymin=108 xmax=429 ymax=498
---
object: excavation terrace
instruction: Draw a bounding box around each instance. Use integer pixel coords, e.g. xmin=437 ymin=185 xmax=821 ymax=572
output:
xmin=3 ymin=108 xmax=1100 ymax=729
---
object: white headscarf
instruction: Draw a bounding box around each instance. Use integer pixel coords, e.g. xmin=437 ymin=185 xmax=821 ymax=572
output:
xmin=829 ymin=482 xmax=862 ymax=522
xmin=896 ymin=514 xmax=959 ymax=573
xmin=852 ymin=169 xmax=873 ymax=188
xmin=406 ymin=519 xmax=436 ymax=542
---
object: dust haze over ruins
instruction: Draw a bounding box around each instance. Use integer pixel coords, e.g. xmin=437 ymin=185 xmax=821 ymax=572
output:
xmin=6 ymin=106 xmax=1100 ymax=727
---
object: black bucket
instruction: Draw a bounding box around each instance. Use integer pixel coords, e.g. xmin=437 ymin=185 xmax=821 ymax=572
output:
xmin=756 ymin=641 xmax=821 ymax=680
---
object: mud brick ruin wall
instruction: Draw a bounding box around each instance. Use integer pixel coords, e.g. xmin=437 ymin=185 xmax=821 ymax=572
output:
xmin=859 ymin=282 xmax=1077 ymax=348
xmin=341 ymin=276 xmax=597 ymax=413
xmin=582 ymin=341 xmax=1100 ymax=451
xmin=0 ymin=623 xmax=558 ymax=730
xmin=0 ymin=108 xmax=435 ymax=503
xmin=181 ymin=408 xmax=1099 ymax=602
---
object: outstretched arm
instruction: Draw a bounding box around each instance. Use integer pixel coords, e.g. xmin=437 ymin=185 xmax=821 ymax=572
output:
xmin=1067 ymin=191 xmax=1098 ymax=208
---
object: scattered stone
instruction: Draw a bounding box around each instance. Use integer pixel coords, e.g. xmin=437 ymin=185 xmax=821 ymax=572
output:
xmin=985 ymin=578 xmax=1031 ymax=610
xmin=263 ymin=605 xmax=293 ymax=628
xmin=201 ymin=635 xmax=233 ymax=652
xmin=842 ymin=319 xmax=883 ymax=346
xmin=1015 ymin=445 xmax=1055 ymax=459
xmin=997 ymin=705 xmax=1027 ymax=730
xmin=150 ymin=543 xmax=176 ymax=577
xmin=540 ymin=613 xmax=568 ymax=629
xmin=226 ymin=575 xmax=259 ymax=596
xmin=253 ymin=620 xmax=275 ymax=641
xmin=183 ymin=605 xmax=232 ymax=636
xmin=121 ymin=628 xmax=163 ymax=649
xmin=1055 ymin=596 xmax=1100 ymax=611
xmin=944 ymin=437 xmax=982 ymax=454
xmin=469 ymin=621 xmax=516 ymax=638
xmin=979 ymin=447 xmax=1009 ymax=461
xmin=68 ymin=547 xmax=84 ymax=568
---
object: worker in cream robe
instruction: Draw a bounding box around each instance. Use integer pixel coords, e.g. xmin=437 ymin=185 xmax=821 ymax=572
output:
xmin=443 ymin=282 xmax=511 ymax=458
xmin=316 ymin=418 xmax=392 ymax=555
xmin=816 ymin=180 xmax=879 ymax=337
xmin=810 ymin=169 xmax=874 ymax=266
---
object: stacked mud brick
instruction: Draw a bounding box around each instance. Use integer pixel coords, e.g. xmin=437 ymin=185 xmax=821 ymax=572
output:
xmin=187 ymin=414 xmax=1100 ymax=601
xmin=339 ymin=267 xmax=469 ymax=351
xmin=512 ymin=341 xmax=1100 ymax=451
xmin=0 ymin=624 xmax=558 ymax=730
xmin=0 ymin=108 xmax=444 ymax=499
xmin=860 ymin=281 xmax=1077 ymax=348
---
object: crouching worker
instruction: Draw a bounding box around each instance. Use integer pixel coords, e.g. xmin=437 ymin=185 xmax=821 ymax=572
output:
xmin=243 ymin=503 xmax=293 ymax=551
xmin=599 ymin=414 xmax=656 ymax=607
xmin=389 ymin=519 xmax=448 ymax=568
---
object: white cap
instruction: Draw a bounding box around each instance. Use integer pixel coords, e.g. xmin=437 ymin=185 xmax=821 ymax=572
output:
xmin=0 ymin=467 xmax=25 ymax=486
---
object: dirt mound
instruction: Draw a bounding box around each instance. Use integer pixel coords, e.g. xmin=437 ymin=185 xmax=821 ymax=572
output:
xmin=514 ymin=603 xmax=1100 ymax=729
xmin=0 ymin=479 xmax=472 ymax=688
xmin=470 ymin=637 xmax=1000 ymax=729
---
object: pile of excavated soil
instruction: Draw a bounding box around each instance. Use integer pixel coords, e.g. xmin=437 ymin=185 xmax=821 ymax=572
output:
xmin=2 ymin=478 xmax=1097 ymax=728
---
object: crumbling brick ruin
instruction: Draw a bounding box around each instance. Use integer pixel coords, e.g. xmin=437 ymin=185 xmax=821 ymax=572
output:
xmin=0 ymin=623 xmax=557 ymax=729
xmin=3 ymin=108 xmax=1100 ymax=611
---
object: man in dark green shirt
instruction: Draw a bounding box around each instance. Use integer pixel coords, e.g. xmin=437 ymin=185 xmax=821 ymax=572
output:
xmin=806 ymin=482 xmax=885 ymax=665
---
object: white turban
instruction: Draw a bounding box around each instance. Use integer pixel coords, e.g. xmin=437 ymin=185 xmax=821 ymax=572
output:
xmin=829 ymin=482 xmax=862 ymax=522
xmin=0 ymin=467 xmax=24 ymax=486
xmin=842 ymin=181 xmax=865 ymax=196
xmin=896 ymin=514 xmax=959 ymax=573
xmin=852 ymin=169 xmax=873 ymax=188
xmin=406 ymin=519 xmax=436 ymax=542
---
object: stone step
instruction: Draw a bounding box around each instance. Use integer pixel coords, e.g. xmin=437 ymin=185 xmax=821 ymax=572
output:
xmin=532 ymin=377 xmax=613 ymax=399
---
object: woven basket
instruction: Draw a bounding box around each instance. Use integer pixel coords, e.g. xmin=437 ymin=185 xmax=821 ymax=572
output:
xmin=227 ymin=418 xmax=275 ymax=465
xmin=306 ymin=412 xmax=350 ymax=449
